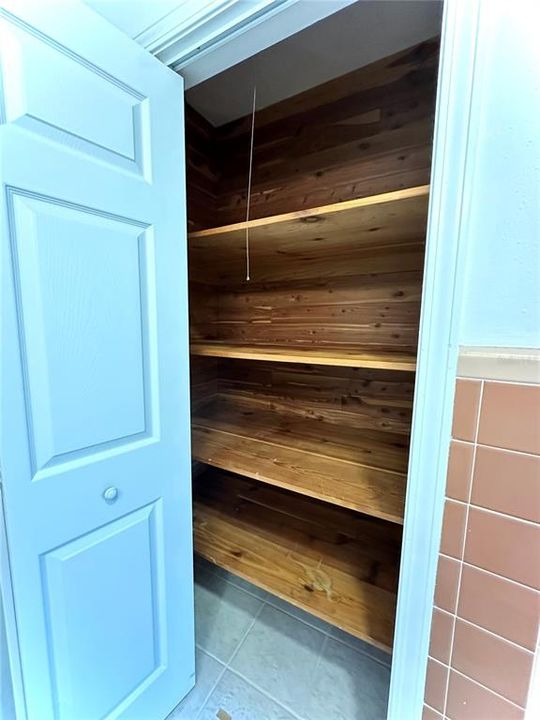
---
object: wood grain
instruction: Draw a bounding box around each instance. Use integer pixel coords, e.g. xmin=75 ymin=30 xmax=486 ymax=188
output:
xmin=192 ymin=394 xmax=407 ymax=522
xmin=194 ymin=470 xmax=401 ymax=649
xmin=188 ymin=190 xmax=426 ymax=348
xmin=191 ymin=342 xmax=416 ymax=371
xmin=185 ymin=36 xmax=441 ymax=639
xmin=212 ymin=39 xmax=439 ymax=223
xmin=217 ymin=360 xmax=415 ymax=435
xmin=189 ymin=264 xmax=424 ymax=351
xmin=185 ymin=40 xmax=439 ymax=226
xmin=189 ymin=185 xmax=429 ymax=246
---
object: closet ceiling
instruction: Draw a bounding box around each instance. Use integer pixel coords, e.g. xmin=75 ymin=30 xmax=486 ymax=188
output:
xmin=186 ymin=0 xmax=443 ymax=127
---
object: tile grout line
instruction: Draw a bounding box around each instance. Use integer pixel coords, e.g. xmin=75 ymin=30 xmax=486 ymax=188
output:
xmin=196 ymin=558 xmax=269 ymax=602
xmin=429 ymin=653 xmax=527 ymax=709
xmin=198 ymin=558 xmax=392 ymax=668
xmin=196 ymin=578 xmax=388 ymax=718
xmin=263 ymin=596 xmax=392 ymax=667
xmin=434 ymin=659 xmax=528 ymax=713
xmin=432 ymin=608 xmax=536 ymax=655
xmin=424 ymin=700 xmax=443 ymax=717
xmin=193 ymin=565 xmax=392 ymax=719
xmin=217 ymin=591 xmax=318 ymax=720
xmin=442 ymin=496 xmax=540 ymax=527
xmin=451 ymin=666 xmax=527 ymax=711
xmin=465 ymin=502 xmax=540 ymax=528
xmin=226 ymin=665 xmax=308 ymax=720
xmin=194 ymin=599 xmax=266 ymax=719
xmin=438 ymin=552 xmax=540 ymax=593
xmin=473 ymin=442 xmax=540 ymax=459
xmin=442 ymin=379 xmax=485 ymax=719
xmin=193 ymin=655 xmax=228 ymax=720
xmin=225 ymin=598 xmax=266 ymax=669
xmin=457 ymin=376 xmax=540 ymax=389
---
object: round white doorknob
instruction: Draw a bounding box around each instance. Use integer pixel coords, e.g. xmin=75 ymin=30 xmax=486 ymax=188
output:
xmin=103 ymin=486 xmax=118 ymax=503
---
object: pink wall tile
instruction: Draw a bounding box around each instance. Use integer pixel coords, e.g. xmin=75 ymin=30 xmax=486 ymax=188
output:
xmin=458 ymin=564 xmax=540 ymax=650
xmin=472 ymin=445 xmax=540 ymax=523
xmin=423 ymin=704 xmax=443 ymax=720
xmin=452 ymin=619 xmax=534 ymax=707
xmin=478 ymin=382 xmax=540 ymax=454
xmin=446 ymin=671 xmax=525 ymax=720
xmin=425 ymin=657 xmax=449 ymax=713
xmin=426 ymin=367 xmax=539 ymax=717
xmin=440 ymin=500 xmax=467 ymax=559
xmin=429 ymin=608 xmax=454 ymax=664
xmin=452 ymin=380 xmax=482 ymax=442
xmin=446 ymin=441 xmax=475 ymax=502
xmin=464 ymin=507 xmax=540 ymax=589
xmin=434 ymin=554 xmax=460 ymax=613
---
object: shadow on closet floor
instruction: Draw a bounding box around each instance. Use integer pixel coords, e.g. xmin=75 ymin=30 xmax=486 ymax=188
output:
xmin=167 ymin=557 xmax=391 ymax=720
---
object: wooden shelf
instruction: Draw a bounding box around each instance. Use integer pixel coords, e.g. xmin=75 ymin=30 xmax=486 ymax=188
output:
xmin=189 ymin=185 xmax=429 ymax=248
xmin=192 ymin=396 xmax=407 ymax=523
xmin=194 ymin=470 xmax=401 ymax=650
xmin=191 ymin=342 xmax=416 ymax=371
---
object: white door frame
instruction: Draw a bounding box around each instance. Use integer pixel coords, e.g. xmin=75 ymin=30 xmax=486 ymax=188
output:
xmin=388 ymin=1 xmax=482 ymax=715
xmin=1 ymin=1 xmax=484 ymax=717
xmin=158 ymin=1 xmax=482 ymax=714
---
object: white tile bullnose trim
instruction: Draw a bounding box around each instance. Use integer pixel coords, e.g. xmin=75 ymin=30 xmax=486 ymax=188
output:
xmin=458 ymin=347 xmax=540 ymax=384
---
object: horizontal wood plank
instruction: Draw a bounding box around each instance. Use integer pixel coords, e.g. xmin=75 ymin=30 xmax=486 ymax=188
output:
xmin=194 ymin=470 xmax=401 ymax=649
xmin=189 ymin=185 xmax=429 ymax=244
xmin=191 ymin=342 xmax=416 ymax=371
xmin=192 ymin=396 xmax=407 ymax=523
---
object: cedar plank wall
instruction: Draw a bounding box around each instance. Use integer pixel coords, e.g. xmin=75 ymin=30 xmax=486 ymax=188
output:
xmin=185 ymin=37 xmax=439 ymax=435
xmin=184 ymin=38 xmax=439 ymax=355
xmin=185 ymin=106 xmax=219 ymax=445
xmin=216 ymin=361 xmax=415 ymax=437
xmin=211 ymin=38 xmax=439 ymax=224
xmin=184 ymin=38 xmax=439 ymax=227
xmin=185 ymin=104 xmax=218 ymax=231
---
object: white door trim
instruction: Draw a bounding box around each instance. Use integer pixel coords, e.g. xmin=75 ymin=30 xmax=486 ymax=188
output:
xmin=0 ymin=1 xmax=485 ymax=717
xmin=138 ymin=0 xmax=484 ymax=715
xmin=135 ymin=0 xmax=356 ymax=89
xmin=388 ymin=1 xmax=482 ymax=716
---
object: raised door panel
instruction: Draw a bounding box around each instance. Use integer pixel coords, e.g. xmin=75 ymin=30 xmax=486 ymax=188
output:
xmin=7 ymin=188 xmax=156 ymax=478
xmin=0 ymin=16 xmax=149 ymax=176
xmin=42 ymin=503 xmax=165 ymax=720
xmin=0 ymin=3 xmax=194 ymax=718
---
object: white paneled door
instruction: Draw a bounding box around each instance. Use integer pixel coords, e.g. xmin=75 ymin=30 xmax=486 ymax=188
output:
xmin=0 ymin=1 xmax=194 ymax=718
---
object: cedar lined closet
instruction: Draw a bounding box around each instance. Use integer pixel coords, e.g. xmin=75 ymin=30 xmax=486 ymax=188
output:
xmin=185 ymin=36 xmax=440 ymax=652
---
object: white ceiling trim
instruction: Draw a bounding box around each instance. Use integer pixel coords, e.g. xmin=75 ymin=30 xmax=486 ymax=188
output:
xmin=138 ymin=0 xmax=296 ymax=68
xmin=134 ymin=0 xmax=356 ymax=89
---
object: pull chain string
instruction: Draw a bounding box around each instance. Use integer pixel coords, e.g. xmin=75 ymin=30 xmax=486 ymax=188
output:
xmin=245 ymin=85 xmax=257 ymax=282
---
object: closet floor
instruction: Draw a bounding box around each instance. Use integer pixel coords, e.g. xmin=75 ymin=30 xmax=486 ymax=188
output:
xmin=167 ymin=556 xmax=391 ymax=720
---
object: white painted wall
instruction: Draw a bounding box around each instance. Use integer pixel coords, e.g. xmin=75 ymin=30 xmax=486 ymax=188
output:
xmin=459 ymin=0 xmax=540 ymax=348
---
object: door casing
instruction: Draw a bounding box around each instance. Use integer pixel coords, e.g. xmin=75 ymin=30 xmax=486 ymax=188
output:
xmin=0 ymin=1 xmax=483 ymax=717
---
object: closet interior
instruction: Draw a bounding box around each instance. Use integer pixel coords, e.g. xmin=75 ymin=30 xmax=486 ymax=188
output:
xmin=185 ymin=37 xmax=440 ymax=652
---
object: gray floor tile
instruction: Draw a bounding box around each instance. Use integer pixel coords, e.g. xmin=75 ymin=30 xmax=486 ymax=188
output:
xmin=194 ymin=555 xmax=217 ymax=576
xmin=265 ymin=594 xmax=334 ymax=634
xmin=166 ymin=649 xmax=225 ymax=719
xmin=304 ymin=637 xmax=391 ymax=720
xmin=330 ymin=626 xmax=392 ymax=667
xmin=213 ymin=567 xmax=269 ymax=601
xmin=195 ymin=567 xmax=263 ymax=664
xmin=230 ymin=604 xmax=325 ymax=716
xmin=194 ymin=555 xmax=268 ymax=600
xmin=199 ymin=670 xmax=297 ymax=720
